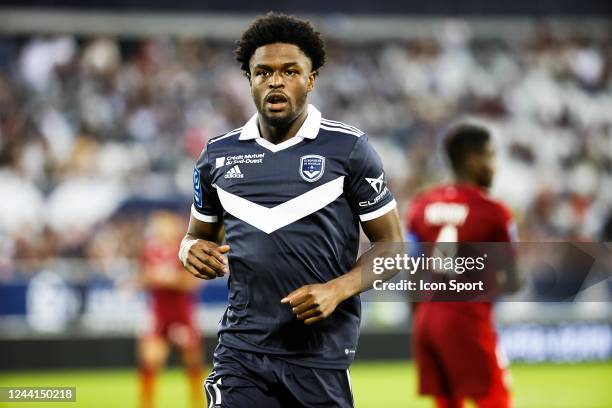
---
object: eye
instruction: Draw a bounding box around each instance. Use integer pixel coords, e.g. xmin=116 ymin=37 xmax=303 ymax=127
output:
xmin=285 ymin=69 xmax=298 ymax=76
xmin=256 ymin=70 xmax=270 ymax=77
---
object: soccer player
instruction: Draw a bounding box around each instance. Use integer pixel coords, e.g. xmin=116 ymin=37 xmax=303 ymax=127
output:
xmin=179 ymin=13 xmax=403 ymax=408
xmin=406 ymin=124 xmax=520 ymax=408
xmin=138 ymin=211 xmax=204 ymax=408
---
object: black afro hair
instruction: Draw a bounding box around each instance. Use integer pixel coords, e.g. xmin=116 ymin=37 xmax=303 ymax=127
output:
xmin=235 ymin=12 xmax=326 ymax=75
xmin=444 ymin=123 xmax=491 ymax=172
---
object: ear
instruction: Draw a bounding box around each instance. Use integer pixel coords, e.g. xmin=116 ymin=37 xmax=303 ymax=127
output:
xmin=464 ymin=153 xmax=481 ymax=175
xmin=307 ymin=71 xmax=317 ymax=92
xmin=245 ymin=72 xmax=252 ymax=86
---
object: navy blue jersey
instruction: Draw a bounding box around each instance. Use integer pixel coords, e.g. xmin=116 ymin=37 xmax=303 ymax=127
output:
xmin=192 ymin=105 xmax=396 ymax=369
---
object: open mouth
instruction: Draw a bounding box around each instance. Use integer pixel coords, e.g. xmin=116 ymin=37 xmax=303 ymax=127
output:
xmin=265 ymin=93 xmax=288 ymax=110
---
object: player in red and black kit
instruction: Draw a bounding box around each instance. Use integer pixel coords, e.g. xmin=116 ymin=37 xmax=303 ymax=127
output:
xmin=138 ymin=211 xmax=204 ymax=408
xmin=406 ymin=124 xmax=521 ymax=408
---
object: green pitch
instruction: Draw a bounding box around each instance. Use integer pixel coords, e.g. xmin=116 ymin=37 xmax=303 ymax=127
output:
xmin=1 ymin=362 xmax=610 ymax=407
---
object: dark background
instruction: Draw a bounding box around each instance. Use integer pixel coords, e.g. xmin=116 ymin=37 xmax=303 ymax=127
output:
xmin=3 ymin=0 xmax=611 ymax=15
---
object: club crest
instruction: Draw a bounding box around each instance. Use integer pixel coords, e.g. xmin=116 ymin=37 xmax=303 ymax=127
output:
xmin=299 ymin=155 xmax=325 ymax=182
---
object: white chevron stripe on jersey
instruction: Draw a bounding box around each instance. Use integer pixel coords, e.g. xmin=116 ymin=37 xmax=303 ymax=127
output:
xmin=214 ymin=176 xmax=345 ymax=234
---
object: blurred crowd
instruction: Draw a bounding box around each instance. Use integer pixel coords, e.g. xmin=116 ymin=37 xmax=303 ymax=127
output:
xmin=1 ymin=23 xmax=611 ymax=278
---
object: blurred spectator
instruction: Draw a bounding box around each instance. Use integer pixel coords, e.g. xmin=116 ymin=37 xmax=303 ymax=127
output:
xmin=0 ymin=25 xmax=611 ymax=272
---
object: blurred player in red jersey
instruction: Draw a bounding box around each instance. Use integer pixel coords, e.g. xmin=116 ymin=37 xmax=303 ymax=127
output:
xmin=138 ymin=211 xmax=204 ymax=408
xmin=406 ymin=124 xmax=521 ymax=408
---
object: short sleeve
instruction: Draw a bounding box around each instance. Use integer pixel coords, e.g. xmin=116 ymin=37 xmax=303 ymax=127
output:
xmin=345 ymin=135 xmax=396 ymax=222
xmin=191 ymin=145 xmax=223 ymax=223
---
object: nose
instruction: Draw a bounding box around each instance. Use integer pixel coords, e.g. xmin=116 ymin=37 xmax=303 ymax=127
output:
xmin=269 ymin=71 xmax=284 ymax=88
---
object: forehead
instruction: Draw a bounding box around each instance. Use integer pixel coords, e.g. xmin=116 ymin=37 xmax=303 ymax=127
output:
xmin=249 ymin=43 xmax=311 ymax=69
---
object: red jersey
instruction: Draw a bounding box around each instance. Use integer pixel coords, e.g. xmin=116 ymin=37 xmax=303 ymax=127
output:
xmin=407 ymin=184 xmax=515 ymax=400
xmin=406 ymin=184 xmax=515 ymax=317
xmin=407 ymin=184 xmax=514 ymax=244
xmin=141 ymin=239 xmax=197 ymax=320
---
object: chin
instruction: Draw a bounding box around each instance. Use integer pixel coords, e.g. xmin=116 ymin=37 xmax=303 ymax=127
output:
xmin=263 ymin=111 xmax=293 ymax=127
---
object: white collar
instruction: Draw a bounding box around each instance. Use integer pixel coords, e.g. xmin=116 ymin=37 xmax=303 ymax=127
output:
xmin=239 ymin=104 xmax=321 ymax=141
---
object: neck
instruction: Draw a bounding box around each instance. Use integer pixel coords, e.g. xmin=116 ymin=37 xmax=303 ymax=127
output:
xmin=453 ymin=174 xmax=484 ymax=190
xmin=258 ymin=107 xmax=309 ymax=144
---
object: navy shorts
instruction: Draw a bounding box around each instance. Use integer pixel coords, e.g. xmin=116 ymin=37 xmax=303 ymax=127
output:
xmin=204 ymin=344 xmax=354 ymax=407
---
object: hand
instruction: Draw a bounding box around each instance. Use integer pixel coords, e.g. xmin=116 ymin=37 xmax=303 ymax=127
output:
xmin=184 ymin=240 xmax=230 ymax=280
xmin=281 ymin=282 xmax=344 ymax=325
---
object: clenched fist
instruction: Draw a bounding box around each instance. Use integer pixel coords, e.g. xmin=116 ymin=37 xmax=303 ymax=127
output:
xmin=281 ymin=282 xmax=344 ymax=325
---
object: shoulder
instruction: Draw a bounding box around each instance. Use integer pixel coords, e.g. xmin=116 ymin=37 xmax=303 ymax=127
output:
xmin=319 ymin=117 xmax=366 ymax=139
xmin=493 ymin=200 xmax=513 ymax=223
xmin=318 ymin=117 xmax=376 ymax=163
xmin=207 ymin=127 xmax=243 ymax=148
xmin=196 ymin=127 xmax=243 ymax=166
xmin=478 ymin=193 xmax=513 ymax=222
xmin=475 ymin=194 xmax=516 ymax=240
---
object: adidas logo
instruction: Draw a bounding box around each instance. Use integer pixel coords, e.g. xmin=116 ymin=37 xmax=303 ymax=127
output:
xmin=224 ymin=165 xmax=244 ymax=179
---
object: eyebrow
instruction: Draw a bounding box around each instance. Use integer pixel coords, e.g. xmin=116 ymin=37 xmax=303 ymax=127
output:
xmin=253 ymin=62 xmax=301 ymax=70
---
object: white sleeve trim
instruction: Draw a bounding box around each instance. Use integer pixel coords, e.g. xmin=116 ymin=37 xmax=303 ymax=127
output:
xmin=359 ymin=199 xmax=397 ymax=222
xmin=191 ymin=204 xmax=219 ymax=223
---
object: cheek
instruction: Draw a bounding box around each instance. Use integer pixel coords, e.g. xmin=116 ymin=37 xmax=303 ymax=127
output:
xmin=251 ymin=83 xmax=264 ymax=100
xmin=290 ymin=77 xmax=310 ymax=96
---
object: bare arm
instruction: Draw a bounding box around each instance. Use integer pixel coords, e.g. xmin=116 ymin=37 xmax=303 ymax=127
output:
xmin=180 ymin=216 xmax=230 ymax=280
xmin=282 ymin=208 xmax=404 ymax=324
